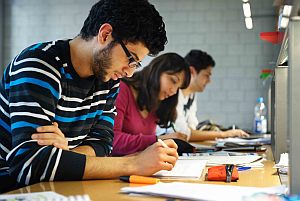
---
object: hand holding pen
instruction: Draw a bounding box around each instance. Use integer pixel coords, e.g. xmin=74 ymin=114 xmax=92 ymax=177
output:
xmin=158 ymin=139 xmax=170 ymax=148
xmin=158 ymin=132 xmax=188 ymax=141
xmin=158 ymin=123 xmax=188 ymax=141
xmin=132 ymin=139 xmax=178 ymax=176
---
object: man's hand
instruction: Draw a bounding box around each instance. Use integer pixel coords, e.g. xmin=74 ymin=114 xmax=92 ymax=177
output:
xmin=132 ymin=139 xmax=179 ymax=175
xmin=221 ymin=129 xmax=249 ymax=138
xmin=32 ymin=122 xmax=69 ymax=150
xmin=158 ymin=132 xmax=188 ymax=141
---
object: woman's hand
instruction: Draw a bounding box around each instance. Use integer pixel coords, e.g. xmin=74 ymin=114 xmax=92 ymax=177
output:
xmin=31 ymin=122 xmax=69 ymax=150
xmin=158 ymin=132 xmax=188 ymax=141
xmin=221 ymin=129 xmax=249 ymax=138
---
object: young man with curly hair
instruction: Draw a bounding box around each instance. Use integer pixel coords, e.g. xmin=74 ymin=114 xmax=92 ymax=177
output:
xmin=0 ymin=0 xmax=177 ymax=192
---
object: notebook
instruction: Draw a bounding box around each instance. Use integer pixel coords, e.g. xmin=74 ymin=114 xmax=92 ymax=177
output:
xmin=153 ymin=159 xmax=207 ymax=179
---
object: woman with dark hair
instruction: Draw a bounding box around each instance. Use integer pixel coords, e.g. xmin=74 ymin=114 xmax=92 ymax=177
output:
xmin=112 ymin=53 xmax=191 ymax=156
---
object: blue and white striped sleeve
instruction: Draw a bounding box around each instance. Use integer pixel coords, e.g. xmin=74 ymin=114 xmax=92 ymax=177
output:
xmin=6 ymin=49 xmax=86 ymax=186
xmin=80 ymin=82 xmax=120 ymax=157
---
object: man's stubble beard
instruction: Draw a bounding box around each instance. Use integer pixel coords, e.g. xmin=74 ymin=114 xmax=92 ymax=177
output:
xmin=92 ymin=41 xmax=116 ymax=81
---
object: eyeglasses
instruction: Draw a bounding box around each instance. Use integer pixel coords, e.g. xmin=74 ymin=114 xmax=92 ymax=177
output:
xmin=118 ymin=40 xmax=142 ymax=69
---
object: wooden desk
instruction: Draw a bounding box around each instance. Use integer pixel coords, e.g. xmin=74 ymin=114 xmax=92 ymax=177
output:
xmin=7 ymin=146 xmax=281 ymax=201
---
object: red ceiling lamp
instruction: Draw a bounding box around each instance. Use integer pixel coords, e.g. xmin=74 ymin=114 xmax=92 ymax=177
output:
xmin=259 ymin=31 xmax=284 ymax=44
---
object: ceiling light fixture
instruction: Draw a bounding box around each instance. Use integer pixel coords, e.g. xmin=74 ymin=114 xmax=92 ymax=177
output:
xmin=243 ymin=3 xmax=252 ymax=17
xmin=242 ymin=1 xmax=253 ymax=29
xmin=245 ymin=17 xmax=253 ymax=29
xmin=282 ymin=5 xmax=293 ymax=16
xmin=278 ymin=5 xmax=293 ymax=29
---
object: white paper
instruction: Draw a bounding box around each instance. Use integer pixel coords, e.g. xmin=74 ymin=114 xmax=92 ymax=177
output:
xmin=0 ymin=191 xmax=66 ymax=201
xmin=179 ymin=155 xmax=262 ymax=166
xmin=216 ymin=135 xmax=271 ymax=145
xmin=274 ymin=153 xmax=289 ymax=168
xmin=153 ymin=159 xmax=207 ymax=179
xmin=0 ymin=192 xmax=91 ymax=201
xmin=121 ymin=182 xmax=287 ymax=201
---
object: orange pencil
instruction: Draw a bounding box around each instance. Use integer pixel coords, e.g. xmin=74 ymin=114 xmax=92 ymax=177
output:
xmin=119 ymin=175 xmax=160 ymax=184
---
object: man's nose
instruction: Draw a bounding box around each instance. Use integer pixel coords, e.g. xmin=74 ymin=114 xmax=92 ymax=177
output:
xmin=124 ymin=67 xmax=135 ymax=78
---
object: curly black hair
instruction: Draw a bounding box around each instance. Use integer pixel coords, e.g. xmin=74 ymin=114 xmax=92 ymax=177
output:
xmin=184 ymin=49 xmax=215 ymax=72
xmin=80 ymin=0 xmax=167 ymax=56
xmin=122 ymin=53 xmax=191 ymax=128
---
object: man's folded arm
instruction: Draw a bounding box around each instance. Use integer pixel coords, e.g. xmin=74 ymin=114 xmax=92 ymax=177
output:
xmin=7 ymin=141 xmax=86 ymax=186
xmin=77 ymin=83 xmax=119 ymax=157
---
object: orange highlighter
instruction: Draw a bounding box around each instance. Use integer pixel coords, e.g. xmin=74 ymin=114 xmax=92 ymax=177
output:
xmin=119 ymin=175 xmax=160 ymax=184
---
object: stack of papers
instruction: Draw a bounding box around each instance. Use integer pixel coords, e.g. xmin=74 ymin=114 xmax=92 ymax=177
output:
xmin=121 ymin=182 xmax=286 ymax=201
xmin=216 ymin=135 xmax=271 ymax=146
xmin=153 ymin=159 xmax=207 ymax=179
xmin=179 ymin=155 xmax=262 ymax=166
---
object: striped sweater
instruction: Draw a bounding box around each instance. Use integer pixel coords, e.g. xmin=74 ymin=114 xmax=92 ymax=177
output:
xmin=0 ymin=40 xmax=119 ymax=189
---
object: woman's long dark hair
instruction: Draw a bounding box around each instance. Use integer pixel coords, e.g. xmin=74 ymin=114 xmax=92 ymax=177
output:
xmin=122 ymin=53 xmax=191 ymax=128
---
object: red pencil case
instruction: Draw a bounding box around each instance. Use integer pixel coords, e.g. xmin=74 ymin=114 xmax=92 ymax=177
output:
xmin=207 ymin=165 xmax=239 ymax=182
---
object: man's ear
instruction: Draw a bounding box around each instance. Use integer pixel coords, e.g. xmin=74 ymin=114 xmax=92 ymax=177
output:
xmin=189 ymin=66 xmax=197 ymax=76
xmin=97 ymin=23 xmax=113 ymax=44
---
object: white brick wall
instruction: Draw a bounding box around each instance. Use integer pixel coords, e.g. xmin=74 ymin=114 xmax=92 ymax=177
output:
xmin=150 ymin=0 xmax=277 ymax=130
xmin=3 ymin=0 xmax=97 ymax=64
xmin=2 ymin=0 xmax=277 ymax=130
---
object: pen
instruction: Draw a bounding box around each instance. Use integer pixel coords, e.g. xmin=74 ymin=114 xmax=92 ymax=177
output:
xmin=158 ymin=138 xmax=169 ymax=148
xmin=171 ymin=123 xmax=177 ymax=132
xmin=232 ymin=124 xmax=235 ymax=130
xmin=119 ymin=175 xmax=160 ymax=184
xmin=237 ymin=166 xmax=251 ymax=171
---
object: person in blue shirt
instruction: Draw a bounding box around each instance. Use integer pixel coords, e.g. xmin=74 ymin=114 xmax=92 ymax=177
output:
xmin=0 ymin=0 xmax=178 ymax=193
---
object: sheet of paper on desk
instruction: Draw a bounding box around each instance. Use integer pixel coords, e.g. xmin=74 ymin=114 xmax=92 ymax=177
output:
xmin=0 ymin=191 xmax=91 ymax=201
xmin=216 ymin=135 xmax=271 ymax=145
xmin=189 ymin=143 xmax=215 ymax=149
xmin=179 ymin=155 xmax=262 ymax=166
xmin=153 ymin=159 xmax=207 ymax=179
xmin=0 ymin=191 xmax=65 ymax=201
xmin=121 ymin=182 xmax=286 ymax=201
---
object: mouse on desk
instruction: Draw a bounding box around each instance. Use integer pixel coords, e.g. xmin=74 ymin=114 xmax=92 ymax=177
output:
xmin=172 ymin=138 xmax=196 ymax=156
